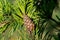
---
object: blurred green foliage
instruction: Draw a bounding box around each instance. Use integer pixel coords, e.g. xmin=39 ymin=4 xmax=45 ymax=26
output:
xmin=0 ymin=0 xmax=60 ymax=40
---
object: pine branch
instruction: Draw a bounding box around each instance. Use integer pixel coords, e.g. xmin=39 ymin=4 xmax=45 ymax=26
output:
xmin=0 ymin=20 xmax=9 ymax=28
xmin=50 ymin=18 xmax=60 ymax=24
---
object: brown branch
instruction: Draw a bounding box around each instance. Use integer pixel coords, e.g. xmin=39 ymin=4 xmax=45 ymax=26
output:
xmin=0 ymin=20 xmax=9 ymax=27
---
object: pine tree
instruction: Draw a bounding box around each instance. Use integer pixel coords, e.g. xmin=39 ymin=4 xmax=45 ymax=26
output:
xmin=0 ymin=0 xmax=60 ymax=40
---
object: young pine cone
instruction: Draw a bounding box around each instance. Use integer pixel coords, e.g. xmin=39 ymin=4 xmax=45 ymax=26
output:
xmin=23 ymin=14 xmax=34 ymax=34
